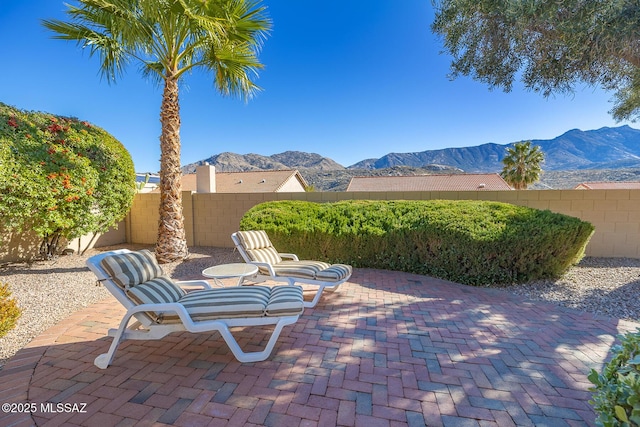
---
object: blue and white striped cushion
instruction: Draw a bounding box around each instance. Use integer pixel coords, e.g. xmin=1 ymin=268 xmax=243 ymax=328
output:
xmin=100 ymin=250 xmax=164 ymax=288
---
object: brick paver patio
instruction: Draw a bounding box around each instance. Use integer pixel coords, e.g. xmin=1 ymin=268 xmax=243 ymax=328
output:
xmin=1 ymin=268 xmax=638 ymax=427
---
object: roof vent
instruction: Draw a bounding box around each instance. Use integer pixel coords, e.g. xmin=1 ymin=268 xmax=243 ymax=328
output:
xmin=478 ymin=183 xmax=486 ymax=189
xmin=260 ymin=179 xmax=266 ymax=183
xmin=238 ymin=179 xmax=243 ymax=184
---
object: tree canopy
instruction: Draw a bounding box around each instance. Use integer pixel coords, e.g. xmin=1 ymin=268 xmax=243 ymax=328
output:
xmin=0 ymin=102 xmax=136 ymax=258
xmin=431 ymin=0 xmax=640 ymax=121
xmin=43 ymin=0 xmax=271 ymax=262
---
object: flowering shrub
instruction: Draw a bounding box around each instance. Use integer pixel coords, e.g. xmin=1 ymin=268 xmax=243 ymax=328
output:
xmin=0 ymin=102 xmax=135 ymax=258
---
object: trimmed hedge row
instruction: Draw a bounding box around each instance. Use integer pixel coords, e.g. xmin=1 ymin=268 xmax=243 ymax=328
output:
xmin=240 ymin=200 xmax=594 ymax=285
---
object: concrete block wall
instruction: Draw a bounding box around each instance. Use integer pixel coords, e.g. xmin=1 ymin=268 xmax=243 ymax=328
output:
xmin=124 ymin=189 xmax=640 ymax=258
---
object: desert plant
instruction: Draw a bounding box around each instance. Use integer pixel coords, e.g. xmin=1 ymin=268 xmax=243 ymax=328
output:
xmin=240 ymin=199 xmax=594 ymax=285
xmin=0 ymin=284 xmax=21 ymax=339
xmin=589 ymin=329 xmax=640 ymax=427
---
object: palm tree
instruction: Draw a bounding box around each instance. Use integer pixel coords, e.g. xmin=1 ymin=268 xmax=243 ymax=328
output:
xmin=43 ymin=0 xmax=271 ymax=262
xmin=500 ymin=141 xmax=544 ymax=190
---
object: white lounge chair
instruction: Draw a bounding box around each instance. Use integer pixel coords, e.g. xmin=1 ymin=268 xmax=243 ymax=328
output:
xmin=231 ymin=231 xmax=352 ymax=308
xmin=86 ymin=249 xmax=304 ymax=368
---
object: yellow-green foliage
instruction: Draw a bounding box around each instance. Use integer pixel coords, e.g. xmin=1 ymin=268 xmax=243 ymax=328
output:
xmin=0 ymin=283 xmax=21 ymax=338
xmin=240 ymin=199 xmax=595 ymax=286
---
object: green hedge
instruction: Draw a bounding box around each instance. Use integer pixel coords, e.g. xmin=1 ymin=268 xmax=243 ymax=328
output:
xmin=239 ymin=200 xmax=594 ymax=285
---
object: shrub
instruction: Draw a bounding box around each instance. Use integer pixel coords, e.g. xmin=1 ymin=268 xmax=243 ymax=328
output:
xmin=240 ymin=199 xmax=594 ymax=285
xmin=0 ymin=102 xmax=136 ymax=258
xmin=589 ymin=329 xmax=640 ymax=426
xmin=0 ymin=283 xmax=21 ymax=338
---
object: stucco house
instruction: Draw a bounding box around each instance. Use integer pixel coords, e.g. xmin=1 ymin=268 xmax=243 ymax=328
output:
xmin=346 ymin=173 xmax=513 ymax=192
xmin=177 ymin=164 xmax=309 ymax=193
xmin=574 ymin=181 xmax=640 ymax=190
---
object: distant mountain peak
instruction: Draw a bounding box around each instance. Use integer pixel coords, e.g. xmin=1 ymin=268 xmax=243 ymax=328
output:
xmin=179 ymin=125 xmax=640 ymax=190
xmin=181 ymin=151 xmax=345 ymax=174
xmin=349 ymin=125 xmax=640 ymax=172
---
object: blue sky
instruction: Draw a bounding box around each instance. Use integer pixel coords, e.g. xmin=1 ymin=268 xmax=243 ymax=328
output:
xmin=0 ymin=1 xmax=633 ymax=173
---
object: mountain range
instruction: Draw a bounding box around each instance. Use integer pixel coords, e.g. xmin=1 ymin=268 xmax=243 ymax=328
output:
xmin=350 ymin=125 xmax=640 ymax=171
xmin=182 ymin=125 xmax=640 ymax=190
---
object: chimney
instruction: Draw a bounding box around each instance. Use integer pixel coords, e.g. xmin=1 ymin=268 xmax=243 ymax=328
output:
xmin=196 ymin=163 xmax=216 ymax=193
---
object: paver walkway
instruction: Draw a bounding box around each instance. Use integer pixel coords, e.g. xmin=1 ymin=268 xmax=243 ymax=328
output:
xmin=1 ymin=268 xmax=638 ymax=427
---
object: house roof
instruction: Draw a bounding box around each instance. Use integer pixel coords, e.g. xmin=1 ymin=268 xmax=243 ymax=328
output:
xmin=574 ymin=181 xmax=640 ymax=190
xmin=346 ymin=173 xmax=513 ymax=192
xmin=179 ymin=169 xmax=308 ymax=193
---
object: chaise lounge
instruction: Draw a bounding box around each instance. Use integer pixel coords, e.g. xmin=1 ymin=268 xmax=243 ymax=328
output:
xmin=86 ymin=249 xmax=304 ymax=368
xmin=231 ymin=230 xmax=352 ymax=308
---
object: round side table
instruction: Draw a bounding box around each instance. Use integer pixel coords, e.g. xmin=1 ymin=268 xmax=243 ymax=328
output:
xmin=202 ymin=263 xmax=259 ymax=287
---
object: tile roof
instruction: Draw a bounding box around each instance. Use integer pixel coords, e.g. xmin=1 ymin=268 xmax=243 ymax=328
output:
xmin=346 ymin=173 xmax=513 ymax=191
xmin=179 ymin=169 xmax=308 ymax=193
xmin=574 ymin=181 xmax=640 ymax=189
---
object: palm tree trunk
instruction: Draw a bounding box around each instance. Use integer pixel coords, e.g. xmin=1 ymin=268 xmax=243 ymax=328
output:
xmin=156 ymin=75 xmax=188 ymax=263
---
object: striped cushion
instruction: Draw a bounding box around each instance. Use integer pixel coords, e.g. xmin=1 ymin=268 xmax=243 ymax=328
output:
xmin=265 ymin=286 xmax=304 ymax=316
xmin=237 ymin=230 xmax=273 ymax=250
xmin=100 ymin=250 xmax=163 ymax=288
xmin=247 ymin=247 xmax=282 ymax=265
xmin=271 ymin=260 xmax=332 ymax=279
xmin=177 ymin=286 xmax=272 ymax=321
xmin=126 ymin=276 xmax=186 ymax=322
xmin=154 ymin=285 xmax=303 ymax=324
xmin=315 ymin=264 xmax=352 ymax=281
xmin=126 ymin=275 xmax=185 ymax=305
xmin=237 ymin=231 xmax=283 ymax=265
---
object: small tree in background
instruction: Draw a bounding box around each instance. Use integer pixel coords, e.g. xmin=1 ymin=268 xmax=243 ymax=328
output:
xmin=0 ymin=102 xmax=136 ymax=258
xmin=500 ymin=141 xmax=544 ymax=190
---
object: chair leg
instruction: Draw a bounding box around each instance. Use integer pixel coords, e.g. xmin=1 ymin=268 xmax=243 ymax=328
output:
xmin=94 ymin=311 xmax=137 ymax=369
xmin=216 ymin=318 xmax=297 ymax=363
xmin=303 ymin=285 xmax=326 ymax=308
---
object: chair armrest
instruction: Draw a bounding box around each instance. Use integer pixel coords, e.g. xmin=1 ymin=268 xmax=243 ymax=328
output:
xmin=248 ymin=261 xmax=277 ymax=276
xmin=176 ymin=279 xmax=214 ymax=291
xmin=279 ymin=253 xmax=299 ymax=261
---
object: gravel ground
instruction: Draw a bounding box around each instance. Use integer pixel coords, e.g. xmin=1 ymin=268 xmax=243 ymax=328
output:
xmin=1 ymin=246 xmax=639 ymax=369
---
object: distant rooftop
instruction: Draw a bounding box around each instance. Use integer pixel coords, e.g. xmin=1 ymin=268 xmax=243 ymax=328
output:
xmin=179 ymin=169 xmax=308 ymax=193
xmin=346 ymin=173 xmax=513 ymax=192
xmin=574 ymin=181 xmax=640 ymax=190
